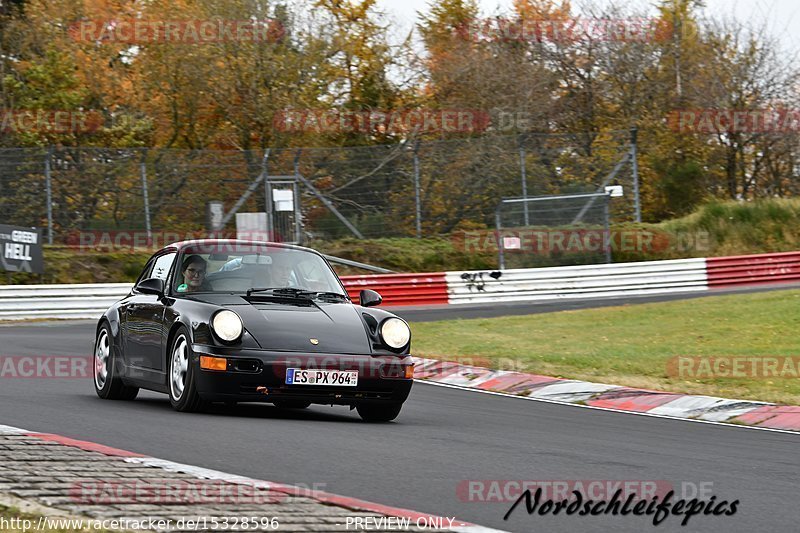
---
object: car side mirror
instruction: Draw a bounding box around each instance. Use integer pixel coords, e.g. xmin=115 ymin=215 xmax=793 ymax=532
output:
xmin=359 ymin=289 xmax=382 ymax=307
xmin=137 ymin=277 xmax=164 ymax=296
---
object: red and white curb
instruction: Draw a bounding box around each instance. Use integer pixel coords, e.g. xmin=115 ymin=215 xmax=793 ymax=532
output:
xmin=0 ymin=424 xmax=504 ymax=533
xmin=413 ymin=358 xmax=800 ymax=432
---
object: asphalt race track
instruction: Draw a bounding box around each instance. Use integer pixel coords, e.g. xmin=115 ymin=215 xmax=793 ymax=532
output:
xmin=1 ymin=289 xmax=799 ymax=532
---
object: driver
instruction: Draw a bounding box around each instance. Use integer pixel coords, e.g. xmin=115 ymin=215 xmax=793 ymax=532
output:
xmin=177 ymin=255 xmax=210 ymax=293
xmin=270 ymin=253 xmax=295 ymax=288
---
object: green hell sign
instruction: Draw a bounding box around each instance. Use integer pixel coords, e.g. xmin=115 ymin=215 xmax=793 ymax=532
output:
xmin=0 ymin=225 xmax=44 ymax=274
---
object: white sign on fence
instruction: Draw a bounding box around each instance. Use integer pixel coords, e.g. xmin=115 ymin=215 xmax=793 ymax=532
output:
xmin=273 ymin=189 xmax=294 ymax=212
xmin=503 ymin=236 xmax=521 ymax=250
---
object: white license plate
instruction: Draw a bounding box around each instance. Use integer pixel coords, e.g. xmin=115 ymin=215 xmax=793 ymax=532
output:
xmin=286 ymin=368 xmax=358 ymax=387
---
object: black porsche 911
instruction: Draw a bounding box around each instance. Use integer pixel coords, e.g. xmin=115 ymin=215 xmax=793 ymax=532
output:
xmin=93 ymin=239 xmax=414 ymax=422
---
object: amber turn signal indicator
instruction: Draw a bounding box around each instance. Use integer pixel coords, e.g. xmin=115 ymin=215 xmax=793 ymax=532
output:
xmin=404 ymin=364 xmax=415 ymax=379
xmin=200 ymin=355 xmax=227 ymax=371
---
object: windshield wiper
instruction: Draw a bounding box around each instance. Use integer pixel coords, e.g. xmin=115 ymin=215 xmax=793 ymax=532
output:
xmin=245 ymin=287 xmax=347 ymax=301
xmin=311 ymin=291 xmax=349 ymax=301
xmin=246 ymin=287 xmax=303 ymax=297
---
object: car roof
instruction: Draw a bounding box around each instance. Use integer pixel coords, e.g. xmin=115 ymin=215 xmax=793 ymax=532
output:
xmin=160 ymin=239 xmax=320 ymax=255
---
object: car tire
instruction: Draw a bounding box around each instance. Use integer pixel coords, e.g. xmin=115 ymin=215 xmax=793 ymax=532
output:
xmin=273 ymin=400 xmax=311 ymax=410
xmin=94 ymin=323 xmax=139 ymax=401
xmin=356 ymin=402 xmax=403 ymax=422
xmin=168 ymin=328 xmax=208 ymax=413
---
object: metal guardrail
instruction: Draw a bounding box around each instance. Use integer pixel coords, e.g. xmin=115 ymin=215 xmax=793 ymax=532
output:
xmin=706 ymin=252 xmax=800 ymax=288
xmin=0 ymin=254 xmax=394 ymax=320
xmin=0 ymin=283 xmax=133 ymax=320
xmin=340 ymin=273 xmax=449 ymax=306
xmin=445 ymin=258 xmax=709 ymax=305
xmin=2 ymin=252 xmax=799 ymax=320
xmin=0 ymin=275 xmax=442 ymax=319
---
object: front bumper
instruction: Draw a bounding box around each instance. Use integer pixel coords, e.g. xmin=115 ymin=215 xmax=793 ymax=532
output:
xmin=191 ymin=345 xmax=414 ymax=406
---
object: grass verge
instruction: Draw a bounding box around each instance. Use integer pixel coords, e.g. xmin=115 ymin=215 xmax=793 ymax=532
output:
xmin=410 ymin=289 xmax=800 ymax=405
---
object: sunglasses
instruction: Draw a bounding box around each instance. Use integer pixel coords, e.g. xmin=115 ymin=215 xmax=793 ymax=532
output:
xmin=186 ymin=268 xmax=206 ymax=276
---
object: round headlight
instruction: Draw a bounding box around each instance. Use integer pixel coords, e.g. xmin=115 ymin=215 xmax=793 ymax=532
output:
xmin=212 ymin=310 xmax=243 ymax=342
xmin=380 ymin=318 xmax=411 ymax=349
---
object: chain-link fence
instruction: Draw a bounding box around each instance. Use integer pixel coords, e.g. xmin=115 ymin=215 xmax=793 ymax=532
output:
xmin=0 ymin=130 xmax=639 ymax=246
xmin=496 ymin=192 xmax=612 ymax=269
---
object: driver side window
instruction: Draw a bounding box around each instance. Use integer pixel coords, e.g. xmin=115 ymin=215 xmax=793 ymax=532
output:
xmin=151 ymin=253 xmax=176 ymax=282
xmin=135 ymin=258 xmax=156 ymax=286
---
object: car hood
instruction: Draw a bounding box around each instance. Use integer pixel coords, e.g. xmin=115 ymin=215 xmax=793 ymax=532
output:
xmin=188 ymin=293 xmax=372 ymax=354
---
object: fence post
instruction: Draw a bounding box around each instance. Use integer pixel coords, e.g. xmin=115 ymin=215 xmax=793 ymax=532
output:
xmin=45 ymin=146 xmax=53 ymax=245
xmin=495 ymin=209 xmax=505 ymax=270
xmin=413 ymin=140 xmax=421 ymax=238
xmin=263 ymin=150 xmax=272 ymax=239
xmin=631 ymin=127 xmax=641 ymax=223
xmin=140 ymin=151 xmax=152 ymax=243
xmin=219 ymin=149 xmax=271 ymax=229
xmin=293 ymin=150 xmax=302 ymax=244
xmin=603 ymin=193 xmax=612 ymax=264
xmin=519 ymin=135 xmax=530 ymax=226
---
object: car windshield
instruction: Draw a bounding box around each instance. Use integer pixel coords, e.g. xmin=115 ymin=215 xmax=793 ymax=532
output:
xmin=173 ymin=243 xmax=345 ymax=296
